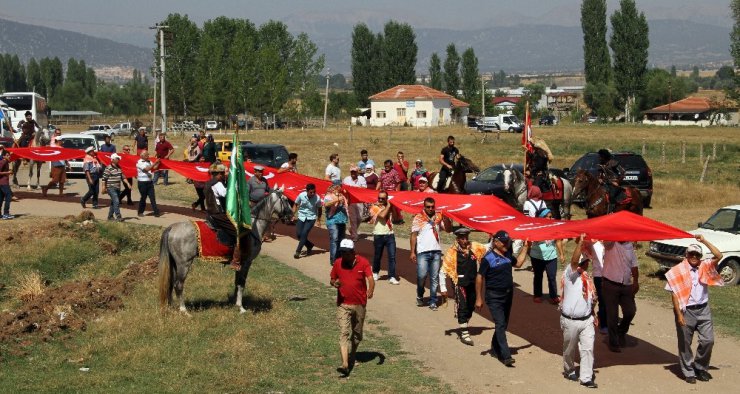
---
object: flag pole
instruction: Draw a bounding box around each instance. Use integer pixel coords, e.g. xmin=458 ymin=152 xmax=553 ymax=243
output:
xmin=524 ymin=101 xmax=529 ymax=173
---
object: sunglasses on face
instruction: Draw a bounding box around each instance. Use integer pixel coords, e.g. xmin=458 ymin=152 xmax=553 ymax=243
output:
xmin=378 ymin=197 xmax=387 ymax=201
xmin=424 ymin=205 xmax=435 ymax=209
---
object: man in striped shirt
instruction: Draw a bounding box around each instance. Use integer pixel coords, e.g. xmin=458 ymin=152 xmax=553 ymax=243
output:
xmin=102 ymin=153 xmax=131 ymax=221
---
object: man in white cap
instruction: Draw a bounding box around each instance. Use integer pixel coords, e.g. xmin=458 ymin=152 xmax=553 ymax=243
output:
xmin=416 ymin=177 xmax=435 ymax=193
xmin=80 ymin=146 xmax=102 ymax=209
xmin=247 ymin=165 xmax=271 ymax=206
xmin=342 ymin=165 xmax=366 ymax=241
xmin=101 ymin=153 xmax=131 ymax=221
xmin=329 ymin=238 xmax=374 ymax=377
xmin=665 ymin=235 xmax=723 ymax=384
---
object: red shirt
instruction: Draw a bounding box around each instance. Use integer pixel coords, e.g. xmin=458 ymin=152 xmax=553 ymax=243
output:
xmin=155 ymin=140 xmax=174 ymax=159
xmin=393 ymin=160 xmax=409 ymax=182
xmin=330 ymin=255 xmax=372 ymax=306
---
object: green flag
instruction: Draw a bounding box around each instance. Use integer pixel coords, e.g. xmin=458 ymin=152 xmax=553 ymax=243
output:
xmin=226 ymin=132 xmax=251 ymax=232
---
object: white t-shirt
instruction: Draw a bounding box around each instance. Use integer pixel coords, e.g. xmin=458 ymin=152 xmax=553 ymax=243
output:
xmin=561 ymin=264 xmax=594 ymax=319
xmin=211 ymin=181 xmax=227 ymax=207
xmin=523 ymin=199 xmax=546 ymax=217
xmin=602 ymin=241 xmax=638 ymax=285
xmin=581 ymin=241 xmax=605 ymax=277
xmin=412 ymin=214 xmax=446 ymax=254
xmin=325 ymin=163 xmax=340 ymax=182
xmin=136 ymin=159 xmax=153 ymax=181
xmin=342 ymin=175 xmax=366 ymax=188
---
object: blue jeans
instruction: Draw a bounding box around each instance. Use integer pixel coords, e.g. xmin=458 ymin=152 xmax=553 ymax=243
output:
xmin=82 ymin=178 xmax=99 ymax=207
xmin=416 ymin=250 xmax=441 ymax=305
xmin=295 ymin=218 xmax=316 ymax=254
xmin=326 ymin=222 xmax=346 ymax=265
xmin=137 ymin=180 xmax=160 ymax=215
xmin=152 ymin=170 xmax=169 ymax=185
xmin=107 ymin=188 xmax=121 ymax=219
xmin=0 ymin=184 xmax=12 ymax=215
xmin=372 ymin=234 xmax=397 ymax=278
xmin=531 ymin=257 xmax=558 ymax=299
xmin=486 ymin=288 xmax=514 ymax=360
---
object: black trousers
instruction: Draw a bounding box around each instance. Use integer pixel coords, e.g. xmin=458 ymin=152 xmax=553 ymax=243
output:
xmin=193 ymin=186 xmax=205 ymax=210
xmin=455 ymin=283 xmax=477 ymax=325
xmin=437 ymin=167 xmax=451 ymax=192
xmin=486 ymin=287 xmax=514 ymax=360
xmin=602 ymin=279 xmax=637 ymax=347
xmin=119 ymin=178 xmax=133 ymax=204
xmin=137 ymin=180 xmax=159 ymax=215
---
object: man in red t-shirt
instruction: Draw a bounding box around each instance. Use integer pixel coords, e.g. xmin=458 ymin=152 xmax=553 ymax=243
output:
xmin=393 ymin=151 xmax=410 ymax=191
xmin=329 ymin=239 xmax=375 ymax=377
xmin=152 ymin=133 xmax=174 ymax=186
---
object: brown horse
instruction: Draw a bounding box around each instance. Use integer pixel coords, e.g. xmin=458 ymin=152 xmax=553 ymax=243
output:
xmin=428 ymin=155 xmax=480 ymax=194
xmin=572 ymin=169 xmax=643 ymax=218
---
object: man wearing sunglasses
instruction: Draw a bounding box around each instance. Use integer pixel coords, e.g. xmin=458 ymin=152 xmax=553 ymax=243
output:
xmin=369 ymin=191 xmax=398 ymax=284
xmin=410 ymin=197 xmax=451 ymax=311
xmin=665 ymin=235 xmax=723 ymax=384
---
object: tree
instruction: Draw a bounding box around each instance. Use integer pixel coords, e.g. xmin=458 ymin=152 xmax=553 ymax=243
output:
xmin=161 ymin=13 xmax=200 ymax=117
xmin=584 ymin=82 xmax=619 ymax=120
xmin=351 ymin=23 xmax=377 ymax=107
xmin=443 ymin=44 xmax=460 ymax=97
xmin=581 ymin=0 xmax=611 ymax=85
xmin=286 ymin=32 xmax=325 ymax=119
xmin=610 ymin=0 xmax=649 ymax=122
xmin=429 ymin=53 xmax=442 ymax=90
xmin=670 ymin=65 xmax=677 ymax=77
xmin=26 ymin=58 xmax=43 ymax=93
xmin=460 ymin=47 xmax=479 ymax=104
xmin=731 ymin=0 xmax=740 ymax=101
xmin=691 ymin=66 xmax=700 ymax=81
xmin=382 ymin=21 xmax=417 ymax=88
xmin=640 ymin=68 xmax=690 ymax=111
xmin=492 ymin=70 xmax=507 ymax=88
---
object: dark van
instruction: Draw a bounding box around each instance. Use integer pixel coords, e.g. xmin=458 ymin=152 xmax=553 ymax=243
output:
xmin=240 ymin=142 xmax=289 ymax=169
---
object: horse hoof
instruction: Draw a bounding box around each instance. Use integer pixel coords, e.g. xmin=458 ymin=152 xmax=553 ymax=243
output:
xmin=239 ymin=308 xmax=247 ymax=314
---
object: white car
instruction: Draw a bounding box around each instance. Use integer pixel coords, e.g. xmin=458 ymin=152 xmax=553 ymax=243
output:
xmin=205 ymin=120 xmax=218 ymax=130
xmin=647 ymin=205 xmax=740 ymax=285
xmin=55 ymin=134 xmax=99 ymax=175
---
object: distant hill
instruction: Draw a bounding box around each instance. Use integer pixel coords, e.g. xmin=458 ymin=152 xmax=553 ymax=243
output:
xmin=0 ymin=18 xmax=151 ymax=75
xmin=0 ymin=17 xmax=732 ymax=79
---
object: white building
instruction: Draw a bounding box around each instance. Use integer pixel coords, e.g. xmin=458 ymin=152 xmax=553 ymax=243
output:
xmin=369 ymin=85 xmax=469 ymax=127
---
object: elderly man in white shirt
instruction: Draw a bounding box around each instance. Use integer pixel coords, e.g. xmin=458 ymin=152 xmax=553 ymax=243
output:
xmin=136 ymin=150 xmax=161 ymax=217
xmin=601 ymin=240 xmax=639 ymax=353
xmin=561 ymin=234 xmax=598 ymax=389
xmin=342 ymin=166 xmax=366 ymax=242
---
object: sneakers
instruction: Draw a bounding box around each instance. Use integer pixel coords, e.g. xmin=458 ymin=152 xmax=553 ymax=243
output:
xmin=502 ymin=358 xmax=516 ymax=367
xmin=549 ymin=296 xmax=561 ymax=305
xmin=389 ymin=277 xmax=400 ymax=285
xmin=429 ymin=303 xmax=438 ymax=311
xmin=372 ymin=272 xmax=379 ymax=281
xmin=293 ymin=253 xmax=300 ymax=259
xmin=416 ymin=297 xmax=424 ymax=307
xmin=564 ymin=372 xmax=578 ymax=382
xmin=1 ymin=214 xmax=14 ymax=220
xmin=580 ymin=380 xmax=598 ymax=388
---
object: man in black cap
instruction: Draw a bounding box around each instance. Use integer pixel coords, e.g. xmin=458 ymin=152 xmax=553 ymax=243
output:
xmin=475 ymin=230 xmax=529 ymax=366
xmin=440 ymin=227 xmax=488 ymax=346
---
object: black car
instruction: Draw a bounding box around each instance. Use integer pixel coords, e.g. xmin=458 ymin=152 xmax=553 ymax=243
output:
xmin=539 ymin=115 xmax=557 ymax=126
xmin=565 ymin=152 xmax=653 ymax=207
xmin=465 ymin=163 xmax=524 ymax=198
xmin=240 ymin=142 xmax=289 ymax=169
xmin=467 ymin=117 xmax=479 ymax=129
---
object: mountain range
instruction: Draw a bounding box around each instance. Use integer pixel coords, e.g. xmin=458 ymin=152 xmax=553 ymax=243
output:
xmin=0 ymin=17 xmax=732 ymax=78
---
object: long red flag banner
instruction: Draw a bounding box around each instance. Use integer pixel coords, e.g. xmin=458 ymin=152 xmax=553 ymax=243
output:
xmin=7 ymin=147 xmax=692 ymax=241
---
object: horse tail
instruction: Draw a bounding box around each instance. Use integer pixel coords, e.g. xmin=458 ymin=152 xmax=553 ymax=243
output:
xmin=158 ymin=226 xmax=174 ymax=310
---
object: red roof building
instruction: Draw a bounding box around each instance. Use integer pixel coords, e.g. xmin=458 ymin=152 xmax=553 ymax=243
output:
xmin=369 ymin=85 xmax=469 ymax=127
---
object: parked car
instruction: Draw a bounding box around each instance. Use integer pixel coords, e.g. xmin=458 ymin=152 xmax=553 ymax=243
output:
xmin=565 ymin=151 xmax=653 ymax=207
xmin=240 ymin=142 xmax=289 ymax=169
xmin=87 ymin=124 xmax=112 ymax=132
xmin=586 ymin=115 xmax=598 ymax=124
xmin=465 ymin=163 xmax=524 ymax=198
xmin=84 ymin=131 xmax=113 ymax=144
xmin=467 ymin=116 xmax=480 ymax=129
xmin=55 ymin=134 xmax=99 ymax=175
xmin=205 ymin=120 xmax=219 ymax=130
xmin=646 ymin=205 xmax=740 ymax=285
xmin=111 ymin=122 xmax=135 ymax=136
xmin=539 ymin=115 xmax=558 ymax=126
xmin=477 ymin=114 xmax=522 ymax=133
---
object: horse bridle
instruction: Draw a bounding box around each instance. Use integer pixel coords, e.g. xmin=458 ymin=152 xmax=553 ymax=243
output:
xmin=252 ymin=191 xmax=291 ymax=222
xmin=574 ymin=174 xmax=606 ymax=211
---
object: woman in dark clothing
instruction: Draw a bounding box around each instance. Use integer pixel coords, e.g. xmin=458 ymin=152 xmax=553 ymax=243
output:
xmin=201 ymin=134 xmax=217 ymax=163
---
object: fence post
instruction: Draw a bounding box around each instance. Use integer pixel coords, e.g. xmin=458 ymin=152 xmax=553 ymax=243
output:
xmin=427 ymin=128 xmax=431 ymax=146
xmin=712 ymin=142 xmax=716 ymax=159
xmin=681 ymin=141 xmax=686 ymax=164
xmin=641 ymin=140 xmax=646 ymax=155
xmin=699 ymin=143 xmax=704 ymax=164
xmin=389 ymin=127 xmax=392 ymax=145
xmin=699 ymin=156 xmax=711 ymax=183
xmin=349 ymin=125 xmax=353 ymax=143
xmin=661 ymin=141 xmax=666 ymax=164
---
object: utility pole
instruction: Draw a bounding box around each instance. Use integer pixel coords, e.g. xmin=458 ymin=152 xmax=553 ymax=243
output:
xmin=151 ymin=23 xmax=169 ymax=135
xmin=481 ymin=75 xmax=486 ymax=117
xmin=668 ymin=80 xmax=672 ymax=126
xmin=323 ymin=68 xmax=330 ymax=129
xmin=151 ymin=66 xmax=157 ymax=136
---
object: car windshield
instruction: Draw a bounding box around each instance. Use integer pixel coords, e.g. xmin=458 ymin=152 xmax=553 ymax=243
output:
xmin=0 ymin=95 xmax=33 ymax=111
xmin=475 ymin=167 xmax=505 ymax=183
xmin=60 ymin=138 xmax=95 ymax=150
xmin=701 ymin=209 xmax=739 ymax=234
xmin=243 ymin=147 xmax=275 ymax=166
xmin=570 ymin=154 xmax=600 ymax=172
xmin=615 ymin=155 xmax=647 ymax=170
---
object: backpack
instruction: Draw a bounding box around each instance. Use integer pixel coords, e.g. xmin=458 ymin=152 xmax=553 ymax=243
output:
xmin=527 ymin=199 xmax=547 ymax=217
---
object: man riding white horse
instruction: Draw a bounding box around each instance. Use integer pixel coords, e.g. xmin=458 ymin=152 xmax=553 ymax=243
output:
xmin=204 ymin=163 xmax=246 ymax=270
xmin=526 ymin=137 xmax=555 ymax=194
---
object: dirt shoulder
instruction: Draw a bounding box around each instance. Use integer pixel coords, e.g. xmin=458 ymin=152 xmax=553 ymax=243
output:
xmin=9 ymin=197 xmax=739 ymax=393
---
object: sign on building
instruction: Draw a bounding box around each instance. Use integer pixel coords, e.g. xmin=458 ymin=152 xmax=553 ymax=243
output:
xmin=406 ymin=100 xmax=415 ymax=108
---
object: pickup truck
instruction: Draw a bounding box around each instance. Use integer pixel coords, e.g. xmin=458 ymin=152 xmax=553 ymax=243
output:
xmin=646 ymin=205 xmax=740 ymax=285
xmin=111 ymin=122 xmax=135 ymax=136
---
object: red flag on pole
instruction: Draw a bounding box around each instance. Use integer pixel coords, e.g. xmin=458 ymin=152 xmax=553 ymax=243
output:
xmin=523 ymin=102 xmax=533 ymax=153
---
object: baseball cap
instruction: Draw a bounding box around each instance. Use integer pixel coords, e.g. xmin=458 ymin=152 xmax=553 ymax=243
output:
xmin=339 ymin=239 xmax=354 ymax=250
xmin=418 ymin=177 xmax=428 ymax=183
xmin=538 ymin=208 xmax=552 ymax=218
xmin=110 ymin=153 xmax=121 ymax=160
xmin=492 ymin=230 xmax=510 ymax=243
xmin=85 ymin=146 xmax=95 ymax=153
xmin=686 ymin=244 xmax=703 ymax=256
xmin=254 ymin=165 xmax=264 ymax=171
xmin=365 ymin=163 xmax=374 ymax=169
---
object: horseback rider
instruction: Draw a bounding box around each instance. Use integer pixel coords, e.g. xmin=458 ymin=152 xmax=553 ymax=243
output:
xmin=204 ymin=163 xmax=244 ymax=270
xmin=437 ymin=135 xmax=459 ymax=192
xmin=526 ymin=138 xmax=553 ymax=193
xmin=597 ymin=149 xmax=625 ymax=213
xmin=16 ymin=111 xmax=40 ymax=148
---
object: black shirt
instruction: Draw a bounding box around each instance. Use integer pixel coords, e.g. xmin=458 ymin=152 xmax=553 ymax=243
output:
xmin=134 ymin=134 xmax=148 ymax=150
xmin=440 ymin=146 xmax=459 ymax=166
xmin=456 ymin=250 xmax=478 ymax=287
xmin=478 ymin=249 xmax=514 ymax=291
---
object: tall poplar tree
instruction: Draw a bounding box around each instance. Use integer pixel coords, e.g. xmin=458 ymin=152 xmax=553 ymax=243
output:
xmin=581 ymin=0 xmax=611 ymax=84
xmin=382 ymin=21 xmax=417 ymax=88
xmin=460 ymin=47 xmax=479 ymax=103
xmin=351 ymin=23 xmax=377 ymax=107
xmin=443 ymin=44 xmax=460 ymax=97
xmin=610 ymin=0 xmax=649 ymax=122
xmin=729 ymin=0 xmax=740 ymax=101
xmin=429 ymin=53 xmax=442 ymax=90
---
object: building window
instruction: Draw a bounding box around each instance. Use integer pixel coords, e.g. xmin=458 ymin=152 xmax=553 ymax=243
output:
xmin=416 ymin=110 xmax=427 ymax=118
xmin=397 ymin=108 xmax=405 ymax=117
xmin=376 ymin=111 xmax=386 ymax=118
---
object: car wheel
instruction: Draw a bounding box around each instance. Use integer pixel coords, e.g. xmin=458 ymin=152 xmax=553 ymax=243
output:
xmin=508 ymin=127 xmax=514 ymax=132
xmin=718 ymin=259 xmax=739 ymax=285
xmin=643 ymin=195 xmax=652 ymax=208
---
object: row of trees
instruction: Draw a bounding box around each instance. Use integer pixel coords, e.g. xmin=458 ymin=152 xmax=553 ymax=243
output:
xmin=161 ymin=14 xmax=325 ymax=120
xmin=0 ymin=54 xmax=150 ymax=115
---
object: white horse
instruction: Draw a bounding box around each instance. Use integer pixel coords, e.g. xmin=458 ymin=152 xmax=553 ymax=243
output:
xmin=12 ymin=128 xmax=50 ymax=189
xmin=158 ymin=189 xmax=293 ymax=314
xmin=502 ymin=165 xmax=573 ymax=220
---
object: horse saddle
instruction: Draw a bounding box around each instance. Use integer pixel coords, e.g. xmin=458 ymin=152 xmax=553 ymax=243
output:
xmin=194 ymin=220 xmax=234 ymax=258
xmin=430 ymin=171 xmax=453 ymax=190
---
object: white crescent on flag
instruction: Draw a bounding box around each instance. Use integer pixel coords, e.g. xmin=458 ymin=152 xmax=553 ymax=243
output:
xmin=30 ymin=149 xmax=62 ymax=156
xmin=195 ymin=166 xmax=210 ymax=172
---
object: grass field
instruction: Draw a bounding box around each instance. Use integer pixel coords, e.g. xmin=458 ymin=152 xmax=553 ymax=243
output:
xmin=0 ymin=218 xmax=450 ymax=393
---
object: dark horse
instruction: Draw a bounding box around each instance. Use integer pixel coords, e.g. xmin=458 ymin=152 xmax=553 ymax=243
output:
xmin=502 ymin=165 xmax=573 ymax=220
xmin=428 ymin=155 xmax=481 ymax=194
xmin=571 ymin=170 xmax=643 ymax=218
xmin=158 ymin=189 xmax=293 ymax=314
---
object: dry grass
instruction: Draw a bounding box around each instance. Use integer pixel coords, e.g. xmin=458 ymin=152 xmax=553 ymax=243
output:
xmin=10 ymin=271 xmax=45 ymax=302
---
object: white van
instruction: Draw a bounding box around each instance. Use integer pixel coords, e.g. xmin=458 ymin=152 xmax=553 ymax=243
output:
xmin=0 ymin=92 xmax=49 ymax=137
